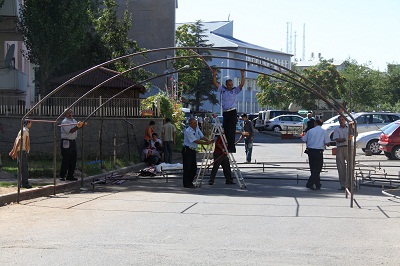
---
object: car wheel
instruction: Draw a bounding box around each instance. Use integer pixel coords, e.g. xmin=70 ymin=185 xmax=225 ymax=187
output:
xmin=384 ymin=151 xmax=393 ymax=159
xmin=391 ymin=146 xmax=400 ymax=160
xmin=272 ymin=126 xmax=281 ymax=132
xmin=366 ymin=140 xmax=382 ymax=155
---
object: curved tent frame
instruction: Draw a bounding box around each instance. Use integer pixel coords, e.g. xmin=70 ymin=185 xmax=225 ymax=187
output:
xmin=16 ymin=47 xmax=356 ymax=207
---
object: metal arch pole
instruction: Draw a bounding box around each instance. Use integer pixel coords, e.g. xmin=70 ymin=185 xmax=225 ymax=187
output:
xmin=16 ymin=46 xmax=357 ymax=206
xmin=22 ymin=46 xmax=354 ymax=123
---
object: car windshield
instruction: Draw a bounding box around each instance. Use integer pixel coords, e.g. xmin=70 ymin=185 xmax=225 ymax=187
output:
xmin=324 ymin=115 xmax=339 ymax=124
xmin=383 ymin=122 xmax=400 ymax=134
xmin=379 ymin=121 xmax=398 ymax=132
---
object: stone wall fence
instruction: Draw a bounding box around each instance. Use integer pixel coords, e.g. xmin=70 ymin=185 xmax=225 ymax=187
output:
xmin=0 ymin=116 xmax=164 ymax=163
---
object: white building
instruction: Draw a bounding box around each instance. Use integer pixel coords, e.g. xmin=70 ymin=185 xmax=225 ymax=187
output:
xmin=176 ymin=20 xmax=293 ymax=114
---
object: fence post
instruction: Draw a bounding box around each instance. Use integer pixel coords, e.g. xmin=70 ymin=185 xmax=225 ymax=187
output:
xmin=113 ymin=133 xmax=116 ymax=166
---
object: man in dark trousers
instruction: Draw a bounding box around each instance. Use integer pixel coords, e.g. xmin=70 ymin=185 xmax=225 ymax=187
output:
xmin=213 ymin=68 xmax=245 ymax=153
xmin=209 ymin=134 xmax=235 ymax=185
xmin=59 ymin=109 xmax=86 ymax=181
xmin=301 ymin=119 xmax=331 ymax=190
xmin=235 ymin=113 xmax=255 ymax=163
xmin=182 ymin=118 xmax=213 ymax=188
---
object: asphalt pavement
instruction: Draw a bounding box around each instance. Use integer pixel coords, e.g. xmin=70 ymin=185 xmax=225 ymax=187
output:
xmin=1 ymin=131 xmax=400 ymax=265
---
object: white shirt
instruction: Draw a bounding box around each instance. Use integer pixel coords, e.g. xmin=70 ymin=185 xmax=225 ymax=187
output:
xmin=60 ymin=117 xmax=78 ymax=140
xmin=332 ymin=124 xmax=349 ymax=147
xmin=302 ymin=126 xmax=331 ymax=150
xmin=183 ymin=126 xmax=204 ymax=149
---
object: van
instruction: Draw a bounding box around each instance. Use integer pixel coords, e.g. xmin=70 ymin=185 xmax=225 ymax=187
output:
xmin=255 ymin=110 xmax=300 ymax=131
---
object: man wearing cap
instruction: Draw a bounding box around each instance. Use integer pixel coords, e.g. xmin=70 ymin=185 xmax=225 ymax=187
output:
xmin=213 ymin=68 xmax=245 ymax=153
xmin=59 ymin=109 xmax=86 ymax=181
xmin=235 ymin=113 xmax=255 ymax=163
xmin=182 ymin=118 xmax=213 ymax=188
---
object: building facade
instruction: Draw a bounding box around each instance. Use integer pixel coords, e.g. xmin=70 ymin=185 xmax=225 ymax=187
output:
xmin=176 ymin=20 xmax=292 ymax=114
xmin=0 ymin=0 xmax=35 ymax=110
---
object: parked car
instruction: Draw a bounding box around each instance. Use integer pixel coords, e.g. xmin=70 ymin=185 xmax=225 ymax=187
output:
xmin=247 ymin=113 xmax=258 ymax=127
xmin=265 ymin=114 xmax=304 ymax=132
xmin=255 ymin=110 xmax=299 ymax=131
xmin=356 ymin=120 xmax=400 ymax=155
xmin=211 ymin=116 xmax=243 ymax=132
xmin=378 ymin=120 xmax=400 ymax=160
xmin=322 ymin=112 xmax=400 ymax=140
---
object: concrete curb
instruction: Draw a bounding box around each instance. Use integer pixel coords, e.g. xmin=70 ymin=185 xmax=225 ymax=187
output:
xmin=0 ymin=162 xmax=147 ymax=206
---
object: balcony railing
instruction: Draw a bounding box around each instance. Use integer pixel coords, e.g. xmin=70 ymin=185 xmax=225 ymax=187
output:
xmin=0 ymin=68 xmax=27 ymax=92
xmin=0 ymin=96 xmax=160 ymax=117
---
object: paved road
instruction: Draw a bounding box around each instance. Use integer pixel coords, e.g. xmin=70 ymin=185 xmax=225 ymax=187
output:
xmin=1 ymin=132 xmax=399 ymax=265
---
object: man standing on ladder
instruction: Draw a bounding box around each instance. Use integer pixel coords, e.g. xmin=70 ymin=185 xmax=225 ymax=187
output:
xmin=213 ymin=68 xmax=245 ymax=153
xmin=182 ymin=118 xmax=213 ymax=188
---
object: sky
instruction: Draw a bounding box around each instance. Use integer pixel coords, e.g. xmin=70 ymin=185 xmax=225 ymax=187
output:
xmin=176 ymin=0 xmax=400 ymax=71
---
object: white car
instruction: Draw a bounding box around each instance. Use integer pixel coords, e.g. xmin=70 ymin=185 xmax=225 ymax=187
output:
xmin=265 ymin=114 xmax=304 ymax=132
xmin=322 ymin=112 xmax=400 ymax=140
xmin=356 ymin=120 xmax=400 ymax=155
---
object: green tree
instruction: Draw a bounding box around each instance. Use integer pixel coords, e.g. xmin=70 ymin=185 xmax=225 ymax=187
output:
xmin=141 ymin=93 xmax=185 ymax=148
xmin=255 ymin=74 xmax=292 ymax=109
xmin=18 ymin=0 xmax=93 ymax=96
xmin=92 ymin=0 xmax=148 ymax=81
xmin=385 ymin=64 xmax=400 ymax=106
xmin=340 ymin=59 xmax=385 ymax=111
xmin=18 ymin=0 xmax=148 ymax=96
xmin=175 ymin=20 xmax=217 ymax=111
xmin=257 ymin=59 xmax=346 ymax=111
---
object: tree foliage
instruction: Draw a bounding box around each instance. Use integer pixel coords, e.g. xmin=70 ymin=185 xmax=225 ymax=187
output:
xmin=92 ymin=0 xmax=148 ymax=81
xmin=18 ymin=0 xmax=148 ymax=96
xmin=18 ymin=0 xmax=93 ymax=95
xmin=141 ymin=93 xmax=185 ymax=148
xmin=175 ymin=20 xmax=217 ymax=111
xmin=256 ymin=59 xmax=346 ymax=111
xmin=385 ymin=64 xmax=400 ymax=106
xmin=339 ymin=59 xmax=387 ymax=111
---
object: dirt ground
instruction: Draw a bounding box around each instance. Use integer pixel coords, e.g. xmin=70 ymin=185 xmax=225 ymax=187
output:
xmin=0 ymin=187 xmax=18 ymax=195
xmin=0 ymin=171 xmax=20 ymax=195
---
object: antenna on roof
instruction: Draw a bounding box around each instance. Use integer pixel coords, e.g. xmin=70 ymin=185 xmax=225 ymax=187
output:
xmin=0 ymin=44 xmax=15 ymax=69
xmin=228 ymin=12 xmax=230 ymax=21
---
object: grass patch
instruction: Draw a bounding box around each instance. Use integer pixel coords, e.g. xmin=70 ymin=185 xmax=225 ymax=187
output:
xmin=1 ymin=155 xmax=139 ymax=179
xmin=0 ymin=182 xmax=17 ymax=188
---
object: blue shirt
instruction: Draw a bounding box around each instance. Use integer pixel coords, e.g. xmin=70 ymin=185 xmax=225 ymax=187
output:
xmin=183 ymin=126 xmax=204 ymax=149
xmin=218 ymin=85 xmax=241 ymax=111
xmin=302 ymin=126 xmax=331 ymax=150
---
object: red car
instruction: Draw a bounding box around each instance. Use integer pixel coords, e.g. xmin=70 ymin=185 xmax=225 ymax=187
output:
xmin=378 ymin=121 xmax=400 ymax=160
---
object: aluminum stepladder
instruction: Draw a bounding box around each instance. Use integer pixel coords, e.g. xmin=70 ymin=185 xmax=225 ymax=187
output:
xmin=194 ymin=114 xmax=246 ymax=189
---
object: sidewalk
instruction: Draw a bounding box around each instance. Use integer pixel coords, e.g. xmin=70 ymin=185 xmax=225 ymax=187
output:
xmin=0 ymin=150 xmax=187 ymax=206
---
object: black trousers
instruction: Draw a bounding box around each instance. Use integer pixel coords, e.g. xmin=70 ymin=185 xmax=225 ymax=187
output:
xmin=60 ymin=140 xmax=77 ymax=178
xmin=306 ymin=149 xmax=324 ymax=187
xmin=223 ymin=109 xmax=237 ymax=151
xmin=209 ymin=152 xmax=232 ymax=183
xmin=182 ymin=147 xmax=197 ymax=186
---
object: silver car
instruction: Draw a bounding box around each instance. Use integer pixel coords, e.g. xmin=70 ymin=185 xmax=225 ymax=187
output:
xmin=322 ymin=112 xmax=400 ymax=140
xmin=356 ymin=120 xmax=400 ymax=155
xmin=265 ymin=114 xmax=304 ymax=132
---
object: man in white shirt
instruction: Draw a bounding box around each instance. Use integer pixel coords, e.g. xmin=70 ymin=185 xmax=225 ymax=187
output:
xmin=302 ymin=119 xmax=331 ymax=190
xmin=182 ymin=118 xmax=213 ymax=188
